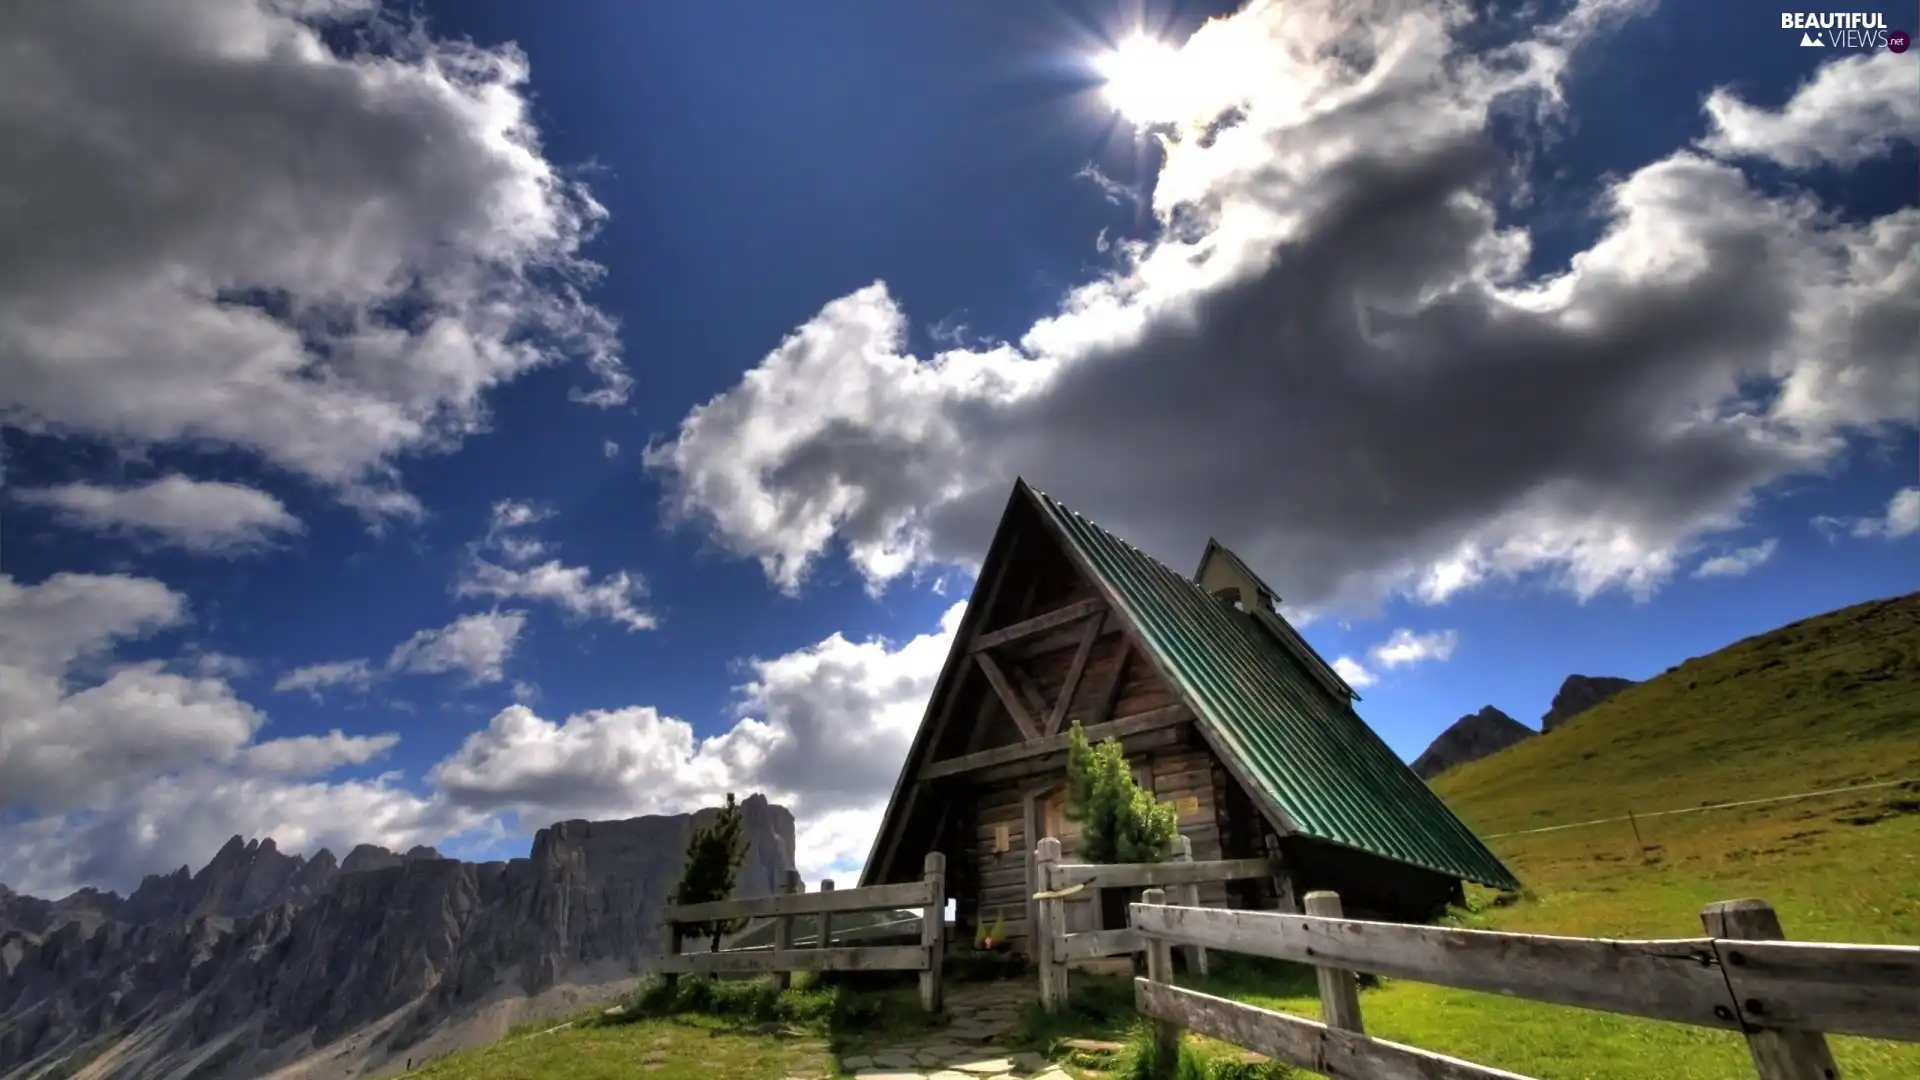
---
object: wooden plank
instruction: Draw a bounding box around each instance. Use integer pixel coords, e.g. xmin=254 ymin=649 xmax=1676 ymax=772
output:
xmin=975 ymin=652 xmax=1041 ymax=741
xmin=1703 ymin=899 xmax=1847 ymax=1079
xmin=1035 ymin=837 xmax=1065 ymax=1012
xmin=772 ymin=870 xmax=802 ymax=992
xmin=668 ymin=879 xmax=934 ymax=922
xmin=1140 ymin=888 xmax=1180 ymax=1068
xmin=656 ymin=945 xmax=929 ymax=975
xmin=1305 ymin=891 xmax=1364 ymax=1034
xmin=1135 ymin=980 xmax=1537 ymax=1080
xmin=920 ymin=852 xmax=946 ymax=1012
xmin=1009 ymin=663 xmax=1051 ymax=720
xmin=966 ymin=725 xmax=1188 ymax=786
xmin=971 ymin=599 xmax=1105 ymax=652
xmin=1129 ymin=905 xmax=1742 ymax=1031
xmin=1054 ymin=857 xmax=1272 ymax=890
xmin=1009 ymin=611 xmax=1123 ymax=660
xmin=1046 ymin=615 xmax=1103 ymax=735
xmin=1712 ymin=937 xmax=1920 ymax=1043
xmin=921 ymin=705 xmax=1188 ymax=780
xmin=1062 ymin=927 xmax=1143 ymax=962
xmin=1089 ymin=640 xmax=1131 ymax=725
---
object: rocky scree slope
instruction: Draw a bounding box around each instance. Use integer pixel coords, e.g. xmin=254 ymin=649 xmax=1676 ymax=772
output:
xmin=0 ymin=795 xmax=794 ymax=1080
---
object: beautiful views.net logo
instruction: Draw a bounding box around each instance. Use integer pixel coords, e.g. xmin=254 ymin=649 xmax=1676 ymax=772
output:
xmin=1781 ymin=11 xmax=1908 ymax=51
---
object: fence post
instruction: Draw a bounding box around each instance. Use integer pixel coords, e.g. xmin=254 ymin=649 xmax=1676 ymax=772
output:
xmin=1035 ymin=837 xmax=1064 ymax=1012
xmin=920 ymin=851 xmax=947 ymax=1013
xmin=817 ymin=879 xmax=834 ymax=951
xmin=772 ymin=870 xmax=803 ymax=991
xmin=1139 ymin=887 xmax=1181 ymax=1077
xmin=662 ymin=920 xmax=683 ymax=993
xmin=1172 ymin=835 xmax=1209 ymax=976
xmin=1701 ymin=899 xmax=1840 ymax=1080
xmin=1303 ymin=891 xmax=1364 ymax=1034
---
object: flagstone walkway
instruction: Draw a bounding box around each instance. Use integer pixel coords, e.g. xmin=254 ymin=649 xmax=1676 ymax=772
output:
xmin=815 ymin=984 xmax=1090 ymax=1080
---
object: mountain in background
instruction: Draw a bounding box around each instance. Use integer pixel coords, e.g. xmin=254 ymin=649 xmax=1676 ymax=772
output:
xmin=1410 ymin=706 xmax=1536 ymax=780
xmin=0 ymin=795 xmax=795 ymax=1080
xmin=1540 ymin=675 xmax=1638 ymax=732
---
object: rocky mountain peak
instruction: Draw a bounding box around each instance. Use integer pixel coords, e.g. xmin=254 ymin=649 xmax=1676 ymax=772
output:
xmin=1540 ymin=674 xmax=1636 ymax=732
xmin=1411 ymin=705 xmax=1536 ymax=780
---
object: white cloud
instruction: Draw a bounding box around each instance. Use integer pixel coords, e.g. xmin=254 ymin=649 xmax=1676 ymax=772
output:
xmin=240 ymin=730 xmax=401 ymax=776
xmin=273 ymin=659 xmax=377 ymax=699
xmin=0 ymin=0 xmax=629 ymax=520
xmin=12 ymin=475 xmax=301 ymax=554
xmin=457 ymin=560 xmax=656 ymax=631
xmin=386 ymin=610 xmax=527 ymax=684
xmin=1815 ymin=487 xmax=1920 ymax=540
xmin=1368 ymin=628 xmax=1458 ymax=668
xmin=603 ymin=440 xmax=620 ymax=459
xmin=1693 ymin=537 xmax=1780 ymax=578
xmin=458 ymin=500 xmax=658 ymax=629
xmin=1702 ymin=52 xmax=1919 ymax=169
xmin=1331 ymin=656 xmax=1378 ymax=689
xmin=647 ymin=0 xmax=1916 ymax=613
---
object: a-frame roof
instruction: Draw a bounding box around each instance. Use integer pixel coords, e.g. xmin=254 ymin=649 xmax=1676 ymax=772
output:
xmin=861 ymin=480 xmax=1519 ymax=892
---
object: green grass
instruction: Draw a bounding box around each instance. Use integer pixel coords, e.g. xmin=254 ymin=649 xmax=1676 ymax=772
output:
xmin=408 ymin=1011 xmax=834 ymax=1080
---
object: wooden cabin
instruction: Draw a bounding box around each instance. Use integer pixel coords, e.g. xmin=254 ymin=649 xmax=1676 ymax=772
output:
xmin=858 ymin=479 xmax=1519 ymax=957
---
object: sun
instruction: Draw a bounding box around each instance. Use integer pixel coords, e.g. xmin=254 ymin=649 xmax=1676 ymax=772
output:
xmin=1092 ymin=34 xmax=1188 ymax=125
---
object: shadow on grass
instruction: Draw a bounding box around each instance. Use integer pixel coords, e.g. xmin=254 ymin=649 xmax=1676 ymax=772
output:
xmin=602 ymin=969 xmax=950 ymax=1060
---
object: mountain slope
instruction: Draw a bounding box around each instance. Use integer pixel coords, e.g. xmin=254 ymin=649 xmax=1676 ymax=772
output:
xmin=1432 ymin=591 xmax=1920 ymax=836
xmin=0 ymin=797 xmax=796 ymax=1080
xmin=1410 ymin=706 xmax=1535 ymax=780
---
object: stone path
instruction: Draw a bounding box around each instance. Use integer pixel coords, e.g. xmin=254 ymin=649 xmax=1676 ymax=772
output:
xmin=825 ymin=986 xmax=1080 ymax=1080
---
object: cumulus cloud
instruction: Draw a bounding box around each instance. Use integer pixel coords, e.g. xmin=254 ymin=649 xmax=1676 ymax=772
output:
xmin=1331 ymin=656 xmax=1378 ymax=689
xmin=11 ymin=475 xmax=302 ymax=554
xmin=1368 ymin=628 xmax=1459 ymax=668
xmin=647 ymin=1 xmax=1917 ymax=613
xmin=386 ymin=610 xmax=527 ymax=683
xmin=1815 ymin=487 xmax=1920 ymax=541
xmin=273 ymin=659 xmax=377 ymax=699
xmin=1693 ymin=537 xmax=1780 ymax=578
xmin=1702 ymin=51 xmax=1919 ymax=169
xmin=457 ymin=499 xmax=657 ymax=629
xmin=239 ymin=730 xmax=401 ymax=776
xmin=0 ymin=0 xmax=629 ymax=519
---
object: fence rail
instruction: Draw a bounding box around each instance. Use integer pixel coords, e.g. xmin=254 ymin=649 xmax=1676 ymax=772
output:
xmin=1128 ymin=888 xmax=1920 ymax=1080
xmin=1034 ymin=836 xmax=1276 ymax=1012
xmin=654 ymin=852 xmax=947 ymax=1012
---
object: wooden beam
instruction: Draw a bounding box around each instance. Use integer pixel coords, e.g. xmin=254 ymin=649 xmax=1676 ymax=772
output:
xmin=1046 ymin=616 xmax=1103 ymax=735
xmin=1089 ymin=639 xmax=1132 ymax=725
xmin=1010 ymin=663 xmax=1050 ymax=718
xmin=655 ymin=945 xmax=928 ymax=975
xmin=921 ymin=705 xmax=1189 ymax=780
xmin=1135 ymin=980 xmax=1535 ymax=1080
xmin=970 ymin=599 xmax=1105 ymax=653
xmin=1052 ymin=857 xmax=1274 ymax=891
xmin=1009 ymin=610 xmax=1122 ymax=661
xmin=668 ymin=879 xmax=936 ymax=922
xmin=975 ymin=652 xmax=1041 ymax=741
xmin=969 ymin=725 xmax=1188 ymax=786
xmin=1128 ymin=904 xmax=1742 ymax=1031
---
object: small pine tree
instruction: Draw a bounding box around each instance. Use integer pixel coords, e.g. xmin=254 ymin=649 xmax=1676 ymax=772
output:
xmin=668 ymin=792 xmax=751 ymax=953
xmin=1064 ymin=720 xmax=1180 ymax=864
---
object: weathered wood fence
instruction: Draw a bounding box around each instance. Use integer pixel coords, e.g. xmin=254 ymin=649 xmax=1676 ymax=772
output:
xmin=656 ymin=852 xmax=948 ymax=1012
xmin=1128 ymin=887 xmax=1920 ymax=1080
xmin=1033 ymin=835 xmax=1273 ymax=1012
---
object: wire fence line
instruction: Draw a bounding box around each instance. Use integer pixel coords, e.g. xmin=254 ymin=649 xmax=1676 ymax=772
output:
xmin=1479 ymin=776 xmax=1920 ymax=840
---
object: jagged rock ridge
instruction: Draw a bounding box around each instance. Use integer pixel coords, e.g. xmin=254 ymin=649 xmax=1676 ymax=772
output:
xmin=0 ymin=795 xmax=795 ymax=1080
xmin=1411 ymin=705 xmax=1536 ymax=780
xmin=1540 ymin=674 xmax=1637 ymax=732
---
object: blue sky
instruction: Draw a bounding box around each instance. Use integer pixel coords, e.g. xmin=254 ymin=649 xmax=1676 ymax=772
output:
xmin=0 ymin=0 xmax=1914 ymax=896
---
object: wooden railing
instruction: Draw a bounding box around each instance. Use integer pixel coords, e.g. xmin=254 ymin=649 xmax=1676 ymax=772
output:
xmin=1033 ymin=835 xmax=1274 ymax=1012
xmin=656 ymin=852 xmax=948 ymax=1012
xmin=1128 ymin=887 xmax=1920 ymax=1080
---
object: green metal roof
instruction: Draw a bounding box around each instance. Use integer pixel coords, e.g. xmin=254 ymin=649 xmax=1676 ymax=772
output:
xmin=1028 ymin=486 xmax=1522 ymax=891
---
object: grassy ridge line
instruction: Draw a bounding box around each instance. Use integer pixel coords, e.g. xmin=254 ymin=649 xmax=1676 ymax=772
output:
xmin=1433 ymin=591 xmax=1920 ymax=835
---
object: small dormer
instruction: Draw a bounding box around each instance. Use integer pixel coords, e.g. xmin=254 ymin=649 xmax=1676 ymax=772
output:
xmin=1195 ymin=538 xmax=1280 ymax=614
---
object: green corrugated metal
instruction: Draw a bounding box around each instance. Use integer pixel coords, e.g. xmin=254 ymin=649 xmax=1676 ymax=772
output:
xmin=1029 ymin=487 xmax=1521 ymax=891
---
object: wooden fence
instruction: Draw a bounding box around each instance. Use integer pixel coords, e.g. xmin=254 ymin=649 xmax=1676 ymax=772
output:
xmin=656 ymin=852 xmax=948 ymax=1012
xmin=1033 ymin=835 xmax=1274 ymax=1012
xmin=1127 ymin=887 xmax=1920 ymax=1080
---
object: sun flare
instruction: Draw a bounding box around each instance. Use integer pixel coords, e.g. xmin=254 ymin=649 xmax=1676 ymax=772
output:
xmin=1093 ymin=34 xmax=1189 ymax=125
